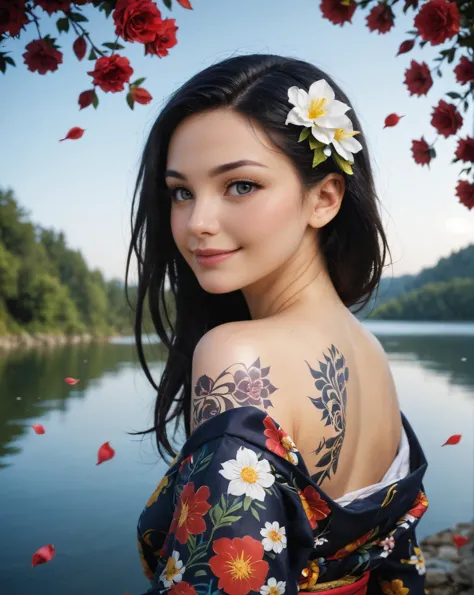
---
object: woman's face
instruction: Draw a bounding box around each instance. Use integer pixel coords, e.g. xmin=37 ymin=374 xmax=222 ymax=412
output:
xmin=166 ymin=108 xmax=316 ymax=296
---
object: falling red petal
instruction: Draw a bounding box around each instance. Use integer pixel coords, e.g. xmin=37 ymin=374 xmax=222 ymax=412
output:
xmin=97 ymin=441 xmax=115 ymax=465
xmin=383 ymin=113 xmax=405 ymax=128
xmin=177 ymin=0 xmax=192 ymax=8
xmin=452 ymin=534 xmax=469 ymax=548
xmin=32 ymin=544 xmax=55 ymax=567
xmin=32 ymin=424 xmax=45 ymax=434
xmin=442 ymin=434 xmax=462 ymax=446
xmin=59 ymin=127 xmax=85 ymax=142
xmin=64 ymin=377 xmax=80 ymax=385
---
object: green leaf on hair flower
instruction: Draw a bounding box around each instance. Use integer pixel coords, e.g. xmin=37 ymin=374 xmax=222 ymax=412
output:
xmin=312 ymin=148 xmax=328 ymax=168
xmin=334 ymin=154 xmax=353 ymax=175
xmin=309 ymin=137 xmax=326 ymax=151
xmin=298 ymin=128 xmax=310 ymax=143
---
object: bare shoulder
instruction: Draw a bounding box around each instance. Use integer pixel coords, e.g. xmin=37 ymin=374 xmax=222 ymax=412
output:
xmin=190 ymin=320 xmax=283 ymax=432
xmin=190 ymin=319 xmax=331 ymax=435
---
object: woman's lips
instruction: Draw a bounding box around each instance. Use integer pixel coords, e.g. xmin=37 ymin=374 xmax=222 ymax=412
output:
xmin=195 ymin=248 xmax=241 ymax=265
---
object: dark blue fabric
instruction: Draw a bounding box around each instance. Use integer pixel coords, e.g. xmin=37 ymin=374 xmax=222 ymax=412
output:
xmin=137 ymin=407 xmax=428 ymax=594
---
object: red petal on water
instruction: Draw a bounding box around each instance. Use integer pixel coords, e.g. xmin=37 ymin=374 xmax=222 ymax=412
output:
xmin=452 ymin=534 xmax=469 ymax=548
xmin=383 ymin=113 xmax=404 ymax=128
xmin=59 ymin=127 xmax=85 ymax=142
xmin=442 ymin=434 xmax=462 ymax=446
xmin=64 ymin=377 xmax=80 ymax=385
xmin=32 ymin=424 xmax=45 ymax=434
xmin=97 ymin=441 xmax=115 ymax=465
xmin=177 ymin=0 xmax=192 ymax=8
xmin=32 ymin=544 xmax=55 ymax=567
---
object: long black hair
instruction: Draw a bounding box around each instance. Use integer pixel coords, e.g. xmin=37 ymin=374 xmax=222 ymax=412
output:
xmin=125 ymin=53 xmax=391 ymax=460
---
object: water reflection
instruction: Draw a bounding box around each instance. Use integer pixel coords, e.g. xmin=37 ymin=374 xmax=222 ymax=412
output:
xmin=0 ymin=340 xmax=166 ymax=468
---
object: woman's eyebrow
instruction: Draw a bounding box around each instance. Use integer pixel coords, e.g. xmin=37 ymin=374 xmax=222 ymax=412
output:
xmin=164 ymin=159 xmax=269 ymax=181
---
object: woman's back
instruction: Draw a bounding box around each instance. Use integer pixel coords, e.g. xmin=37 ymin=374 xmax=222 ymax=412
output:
xmin=219 ymin=302 xmax=403 ymax=502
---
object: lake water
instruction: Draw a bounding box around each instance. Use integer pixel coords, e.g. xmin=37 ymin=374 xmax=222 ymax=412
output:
xmin=1 ymin=321 xmax=473 ymax=595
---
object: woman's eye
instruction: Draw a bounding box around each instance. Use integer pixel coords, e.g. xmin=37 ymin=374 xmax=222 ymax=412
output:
xmin=169 ymin=180 xmax=260 ymax=202
xmin=228 ymin=181 xmax=259 ymax=196
xmin=170 ymin=187 xmax=193 ymax=202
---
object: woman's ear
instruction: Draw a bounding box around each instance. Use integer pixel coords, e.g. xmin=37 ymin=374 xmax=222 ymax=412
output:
xmin=307 ymin=173 xmax=346 ymax=229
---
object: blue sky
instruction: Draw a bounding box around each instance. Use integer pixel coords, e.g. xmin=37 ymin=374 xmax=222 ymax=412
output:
xmin=1 ymin=0 xmax=473 ymax=284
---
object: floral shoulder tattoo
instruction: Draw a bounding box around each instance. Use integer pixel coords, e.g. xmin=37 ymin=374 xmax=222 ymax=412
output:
xmin=192 ymin=357 xmax=278 ymax=428
xmin=305 ymin=344 xmax=349 ymax=485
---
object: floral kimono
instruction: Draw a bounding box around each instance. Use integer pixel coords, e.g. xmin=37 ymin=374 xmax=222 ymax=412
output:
xmin=137 ymin=407 xmax=428 ymax=595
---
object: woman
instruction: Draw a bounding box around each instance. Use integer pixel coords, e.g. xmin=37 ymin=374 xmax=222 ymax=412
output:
xmin=127 ymin=54 xmax=428 ymax=595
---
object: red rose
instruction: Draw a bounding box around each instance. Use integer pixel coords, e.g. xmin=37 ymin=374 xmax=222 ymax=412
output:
xmin=209 ymin=536 xmax=269 ymax=595
xmin=454 ymin=56 xmax=474 ymax=85
xmin=414 ymin=0 xmax=460 ymax=46
xmin=144 ymin=18 xmax=178 ymax=57
xmin=113 ymin=0 xmax=163 ymax=43
xmin=23 ymin=39 xmax=63 ymax=74
xmin=404 ymin=60 xmax=433 ymax=96
xmin=397 ymin=39 xmax=415 ymax=56
xmin=169 ymin=482 xmax=211 ymax=544
xmin=455 ymin=137 xmax=474 ymax=163
xmin=366 ymin=3 xmax=394 ymax=34
xmin=320 ymin=0 xmax=357 ymax=26
xmin=411 ymin=137 xmax=433 ymax=167
xmin=431 ymin=100 xmax=463 ymax=138
xmin=88 ymin=54 xmax=134 ymax=92
xmin=33 ymin=0 xmax=71 ymax=14
xmin=456 ymin=180 xmax=474 ymax=210
xmin=0 ymin=0 xmax=29 ymax=36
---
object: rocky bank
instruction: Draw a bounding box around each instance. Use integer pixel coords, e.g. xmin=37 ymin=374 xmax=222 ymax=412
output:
xmin=422 ymin=522 xmax=474 ymax=595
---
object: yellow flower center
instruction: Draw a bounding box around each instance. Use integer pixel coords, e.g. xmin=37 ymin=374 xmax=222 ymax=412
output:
xmin=269 ymin=588 xmax=279 ymax=595
xmin=269 ymin=530 xmax=282 ymax=542
xmin=226 ymin=551 xmax=254 ymax=580
xmin=240 ymin=466 xmax=258 ymax=483
xmin=178 ymin=502 xmax=189 ymax=527
xmin=281 ymin=437 xmax=294 ymax=451
xmin=308 ymin=98 xmax=327 ymax=120
xmin=164 ymin=557 xmax=178 ymax=581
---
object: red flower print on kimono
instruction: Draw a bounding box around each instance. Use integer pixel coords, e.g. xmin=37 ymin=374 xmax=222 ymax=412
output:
xmin=298 ymin=485 xmax=331 ymax=529
xmin=169 ymin=582 xmax=198 ymax=595
xmin=209 ymin=536 xmax=269 ymax=595
xmin=408 ymin=490 xmax=428 ymax=518
xmin=327 ymin=529 xmax=374 ymax=560
xmin=170 ymin=482 xmax=211 ymax=544
xmin=263 ymin=416 xmax=299 ymax=464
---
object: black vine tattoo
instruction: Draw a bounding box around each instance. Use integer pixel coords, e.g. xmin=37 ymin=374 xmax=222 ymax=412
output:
xmin=192 ymin=357 xmax=278 ymax=428
xmin=305 ymin=344 xmax=349 ymax=485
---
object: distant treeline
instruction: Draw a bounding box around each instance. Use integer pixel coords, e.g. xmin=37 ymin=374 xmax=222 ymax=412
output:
xmin=359 ymin=244 xmax=474 ymax=321
xmin=1 ymin=187 xmax=473 ymax=336
xmin=0 ymin=187 xmax=157 ymax=337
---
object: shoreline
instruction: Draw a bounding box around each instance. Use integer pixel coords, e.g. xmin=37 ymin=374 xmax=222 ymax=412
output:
xmin=0 ymin=332 xmax=114 ymax=352
xmin=421 ymin=522 xmax=473 ymax=594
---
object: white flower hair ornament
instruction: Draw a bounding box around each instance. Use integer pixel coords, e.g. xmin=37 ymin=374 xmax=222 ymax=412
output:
xmin=285 ymin=79 xmax=363 ymax=175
